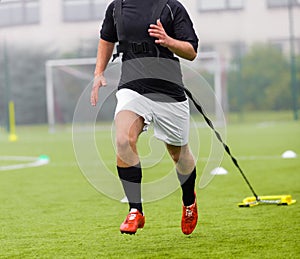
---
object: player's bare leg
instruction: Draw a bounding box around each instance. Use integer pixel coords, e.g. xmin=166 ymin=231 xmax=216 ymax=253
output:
xmin=115 ymin=111 xmax=145 ymax=234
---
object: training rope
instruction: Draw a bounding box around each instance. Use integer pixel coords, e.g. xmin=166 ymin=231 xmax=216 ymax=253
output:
xmin=183 ymin=87 xmax=259 ymax=200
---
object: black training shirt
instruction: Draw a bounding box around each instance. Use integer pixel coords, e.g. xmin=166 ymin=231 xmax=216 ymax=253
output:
xmin=100 ymin=0 xmax=199 ymax=102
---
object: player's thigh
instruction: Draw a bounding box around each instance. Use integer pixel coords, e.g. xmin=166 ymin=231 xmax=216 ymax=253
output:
xmin=115 ymin=110 xmax=144 ymax=143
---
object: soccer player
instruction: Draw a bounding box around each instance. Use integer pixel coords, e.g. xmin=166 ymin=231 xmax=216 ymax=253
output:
xmin=90 ymin=0 xmax=199 ymax=235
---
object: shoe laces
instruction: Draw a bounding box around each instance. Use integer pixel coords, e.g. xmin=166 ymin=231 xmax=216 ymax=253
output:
xmin=124 ymin=212 xmax=137 ymax=223
xmin=184 ymin=206 xmax=194 ymax=222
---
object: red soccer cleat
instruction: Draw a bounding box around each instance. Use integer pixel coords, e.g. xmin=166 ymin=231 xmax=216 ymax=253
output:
xmin=181 ymin=194 xmax=198 ymax=235
xmin=120 ymin=209 xmax=145 ymax=235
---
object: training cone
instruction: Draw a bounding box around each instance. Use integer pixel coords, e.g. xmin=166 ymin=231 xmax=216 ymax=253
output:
xmin=281 ymin=150 xmax=297 ymax=159
xmin=210 ymin=167 xmax=228 ymax=175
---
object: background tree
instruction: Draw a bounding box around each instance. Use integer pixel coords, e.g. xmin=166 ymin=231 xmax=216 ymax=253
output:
xmin=228 ymin=44 xmax=294 ymax=112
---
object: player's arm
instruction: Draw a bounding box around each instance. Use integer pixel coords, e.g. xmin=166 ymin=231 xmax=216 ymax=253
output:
xmin=91 ymin=39 xmax=115 ymax=106
xmin=148 ymin=19 xmax=197 ymax=61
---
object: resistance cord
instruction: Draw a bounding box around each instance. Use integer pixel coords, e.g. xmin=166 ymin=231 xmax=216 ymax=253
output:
xmin=183 ymin=87 xmax=259 ymax=201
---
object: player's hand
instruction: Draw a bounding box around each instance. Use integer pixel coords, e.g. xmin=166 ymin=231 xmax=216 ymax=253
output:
xmin=90 ymin=74 xmax=107 ymax=106
xmin=148 ymin=19 xmax=171 ymax=48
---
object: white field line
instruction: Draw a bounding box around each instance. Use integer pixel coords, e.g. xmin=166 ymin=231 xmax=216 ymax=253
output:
xmin=39 ymin=154 xmax=291 ymax=168
xmin=0 ymin=156 xmax=37 ymax=161
xmin=0 ymin=156 xmax=50 ymax=171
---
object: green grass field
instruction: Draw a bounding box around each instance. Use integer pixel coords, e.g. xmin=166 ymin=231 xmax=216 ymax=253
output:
xmin=0 ymin=112 xmax=299 ymax=258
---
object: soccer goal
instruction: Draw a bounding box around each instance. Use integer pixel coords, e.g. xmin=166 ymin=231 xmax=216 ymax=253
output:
xmin=45 ymin=52 xmax=225 ymax=133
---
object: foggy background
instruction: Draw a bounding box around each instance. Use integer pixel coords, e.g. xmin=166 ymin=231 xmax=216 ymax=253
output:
xmin=0 ymin=0 xmax=299 ymax=126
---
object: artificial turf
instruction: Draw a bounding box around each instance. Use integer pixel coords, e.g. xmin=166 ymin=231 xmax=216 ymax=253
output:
xmin=0 ymin=113 xmax=299 ymax=258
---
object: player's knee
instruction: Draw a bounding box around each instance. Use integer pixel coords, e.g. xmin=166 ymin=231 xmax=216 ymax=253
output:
xmin=116 ymin=134 xmax=137 ymax=152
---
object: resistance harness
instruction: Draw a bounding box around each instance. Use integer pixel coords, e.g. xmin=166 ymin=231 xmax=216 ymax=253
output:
xmin=112 ymin=0 xmax=169 ymax=61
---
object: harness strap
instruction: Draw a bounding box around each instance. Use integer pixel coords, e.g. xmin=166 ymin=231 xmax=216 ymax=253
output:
xmin=152 ymin=0 xmax=169 ymax=21
xmin=114 ymin=0 xmax=124 ymax=41
xmin=112 ymin=0 xmax=169 ymax=61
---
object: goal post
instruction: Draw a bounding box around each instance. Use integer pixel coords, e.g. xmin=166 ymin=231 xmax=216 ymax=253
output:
xmin=198 ymin=51 xmax=223 ymax=123
xmin=45 ymin=58 xmax=96 ymax=133
xmin=182 ymin=51 xmax=224 ymax=123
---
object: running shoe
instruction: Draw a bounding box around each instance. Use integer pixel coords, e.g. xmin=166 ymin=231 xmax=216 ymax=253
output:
xmin=181 ymin=194 xmax=198 ymax=235
xmin=120 ymin=208 xmax=145 ymax=234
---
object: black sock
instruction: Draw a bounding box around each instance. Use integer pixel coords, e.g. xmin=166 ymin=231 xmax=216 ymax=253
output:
xmin=177 ymin=167 xmax=196 ymax=206
xmin=117 ymin=163 xmax=143 ymax=214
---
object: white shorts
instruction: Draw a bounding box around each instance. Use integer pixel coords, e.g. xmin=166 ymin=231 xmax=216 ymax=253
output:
xmin=115 ymin=89 xmax=190 ymax=146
